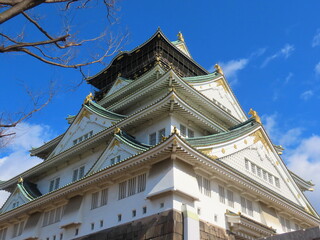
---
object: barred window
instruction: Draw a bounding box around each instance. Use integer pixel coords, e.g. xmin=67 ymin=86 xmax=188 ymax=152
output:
xmin=227 ymin=190 xmax=234 ymax=208
xmin=257 ymin=167 xmax=262 ymax=177
xmin=180 ymin=124 xmax=187 ymax=137
xmin=247 ymin=199 xmax=253 ymax=216
xmin=91 ymin=192 xmax=99 ymax=209
xmin=118 ymin=181 xmax=127 ymax=200
xmin=268 ymin=173 xmax=274 ymax=184
xmin=203 ymin=178 xmax=211 ymax=197
xmin=240 ymin=196 xmax=247 ymax=214
xmin=251 ymin=163 xmax=256 ymax=174
xmin=128 ymin=177 xmax=137 ymax=196
xmin=263 ymin=170 xmax=268 ymax=181
xmin=188 ymin=129 xmax=194 ymax=138
xmin=0 ymin=228 xmax=7 ymax=240
xmin=275 ymin=177 xmax=280 ymax=188
xmin=137 ymin=173 xmax=146 ymax=193
xmin=219 ymin=185 xmax=225 ymax=204
xmin=149 ymin=132 xmax=156 ymax=145
xmin=12 ymin=223 xmax=18 ymax=238
xmin=101 ymin=188 xmax=108 ymax=206
xmin=54 ymin=177 xmax=60 ymax=190
xmin=241 ymin=196 xmax=253 ymax=217
xmin=245 ymin=159 xmax=249 ymax=170
xmin=72 ymin=169 xmax=78 ymax=182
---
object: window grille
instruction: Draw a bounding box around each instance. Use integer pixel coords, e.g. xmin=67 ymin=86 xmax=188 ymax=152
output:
xmin=137 ymin=173 xmax=146 ymax=193
xmin=203 ymin=178 xmax=211 ymax=197
xmin=128 ymin=177 xmax=137 ymax=196
xmin=101 ymin=188 xmax=108 ymax=206
xmin=196 ymin=175 xmax=203 ymax=193
xmin=118 ymin=181 xmax=127 ymax=200
xmin=227 ymin=190 xmax=234 ymax=208
xmin=180 ymin=124 xmax=187 ymax=137
xmin=91 ymin=192 xmax=99 ymax=209
xmin=149 ymin=132 xmax=156 ymax=145
xmin=188 ymin=129 xmax=194 ymax=138
xmin=219 ymin=186 xmax=225 ymax=203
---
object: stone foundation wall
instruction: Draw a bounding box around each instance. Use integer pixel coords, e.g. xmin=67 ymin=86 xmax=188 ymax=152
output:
xmin=77 ymin=210 xmax=183 ymax=240
xmin=199 ymin=220 xmax=235 ymax=240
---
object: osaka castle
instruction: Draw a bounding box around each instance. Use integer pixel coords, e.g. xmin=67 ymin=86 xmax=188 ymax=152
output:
xmin=0 ymin=29 xmax=319 ymax=240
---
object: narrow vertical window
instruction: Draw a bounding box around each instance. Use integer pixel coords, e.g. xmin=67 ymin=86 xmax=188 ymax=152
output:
xmin=251 ymin=163 xmax=256 ymax=174
xmin=128 ymin=177 xmax=136 ymax=196
xmin=118 ymin=214 xmax=122 ymax=222
xmin=55 ymin=177 xmax=60 ymax=190
xmin=12 ymin=223 xmax=18 ymax=238
xmin=280 ymin=217 xmax=286 ymax=232
xmin=227 ymin=190 xmax=234 ymax=208
xmin=137 ymin=173 xmax=146 ymax=193
xmin=247 ymin=200 xmax=253 ymax=216
xmin=245 ymin=159 xmax=249 ymax=170
xmin=116 ymin=155 xmax=120 ymax=163
xmin=241 ymin=196 xmax=247 ymax=214
xmin=158 ymin=128 xmax=165 ymax=143
xmin=142 ymin=206 xmax=147 ymax=214
xmin=257 ymin=167 xmax=262 ymax=177
xmin=285 ymin=219 xmax=291 ymax=231
xmin=100 ymin=188 xmax=108 ymax=206
xmin=79 ymin=166 xmax=85 ymax=179
xmin=275 ymin=177 xmax=280 ymax=188
xmin=219 ymin=185 xmax=225 ymax=203
xmin=203 ymin=178 xmax=211 ymax=197
xmin=118 ymin=181 xmax=127 ymax=199
xmin=91 ymin=192 xmax=99 ymax=209
xmin=72 ymin=169 xmax=78 ymax=182
xmin=132 ymin=210 xmax=136 ymax=217
xmin=188 ymin=129 xmax=194 ymax=138
xmin=180 ymin=124 xmax=186 ymax=137
xmin=49 ymin=180 xmax=54 ymax=192
xmin=268 ymin=173 xmax=273 ymax=184
xmin=110 ymin=157 xmax=115 ymax=165
xmin=55 ymin=206 xmax=63 ymax=223
xmin=196 ymin=175 xmax=203 ymax=193
xmin=263 ymin=170 xmax=268 ymax=181
xmin=149 ymin=132 xmax=156 ymax=145
xmin=43 ymin=211 xmax=49 ymax=226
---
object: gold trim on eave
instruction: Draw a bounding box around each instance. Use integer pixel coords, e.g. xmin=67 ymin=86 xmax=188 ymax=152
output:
xmin=248 ymin=108 xmax=262 ymax=124
xmin=250 ymin=129 xmax=272 ymax=152
xmin=74 ymin=109 xmax=92 ymax=125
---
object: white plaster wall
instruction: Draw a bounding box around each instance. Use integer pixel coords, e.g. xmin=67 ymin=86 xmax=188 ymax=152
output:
xmin=36 ymin=146 xmax=104 ymax=195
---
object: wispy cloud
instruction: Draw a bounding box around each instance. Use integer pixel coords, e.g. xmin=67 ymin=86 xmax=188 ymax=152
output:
xmin=261 ymin=44 xmax=295 ymax=68
xmin=300 ymin=90 xmax=314 ymax=101
xmin=312 ymin=29 xmax=320 ymax=47
xmin=284 ymin=72 xmax=293 ymax=84
xmin=218 ymin=59 xmax=249 ymax=86
xmin=315 ymin=62 xmax=320 ymax=75
xmin=0 ymin=122 xmax=54 ymax=208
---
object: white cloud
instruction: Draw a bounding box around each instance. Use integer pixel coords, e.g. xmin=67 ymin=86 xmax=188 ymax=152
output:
xmin=315 ymin=62 xmax=320 ymax=75
xmin=262 ymin=114 xmax=320 ymax=212
xmin=286 ymin=136 xmax=320 ymax=212
xmin=284 ymin=72 xmax=293 ymax=84
xmin=209 ymin=58 xmax=249 ymax=86
xmin=261 ymin=44 xmax=295 ymax=68
xmin=0 ymin=122 xmax=54 ymax=208
xmin=300 ymin=90 xmax=314 ymax=101
xmin=312 ymin=29 xmax=320 ymax=47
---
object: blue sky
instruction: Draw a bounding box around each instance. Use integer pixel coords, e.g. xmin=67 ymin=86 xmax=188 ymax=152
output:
xmin=1 ymin=0 xmax=320 ymax=213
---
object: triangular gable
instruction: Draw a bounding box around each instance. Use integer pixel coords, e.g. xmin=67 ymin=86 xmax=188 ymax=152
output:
xmin=49 ymin=101 xmax=126 ymax=158
xmin=188 ymin=122 xmax=317 ymax=217
xmin=1 ymin=186 xmax=30 ymax=213
xmin=172 ymin=40 xmax=191 ymax=58
xmin=89 ymin=130 xmax=150 ymax=174
xmin=106 ymin=77 xmax=133 ymax=97
xmin=184 ymin=73 xmax=247 ymax=122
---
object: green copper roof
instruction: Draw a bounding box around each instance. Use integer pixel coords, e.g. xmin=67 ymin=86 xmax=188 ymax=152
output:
xmin=183 ymin=71 xmax=222 ymax=83
xmin=84 ymin=101 xmax=126 ymax=120
xmin=115 ymin=130 xmax=151 ymax=151
xmin=186 ymin=118 xmax=259 ymax=146
xmin=17 ymin=180 xmax=42 ymax=201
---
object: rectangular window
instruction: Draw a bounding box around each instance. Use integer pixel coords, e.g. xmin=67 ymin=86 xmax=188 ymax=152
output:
xmin=49 ymin=180 xmax=55 ymax=192
xmin=118 ymin=214 xmax=122 ymax=222
xmin=196 ymin=175 xmax=203 ymax=193
xmin=110 ymin=157 xmax=115 ymax=165
xmin=12 ymin=223 xmax=18 ymax=238
xmin=247 ymin=199 xmax=253 ymax=216
xmin=257 ymin=167 xmax=262 ymax=177
xmin=79 ymin=166 xmax=85 ymax=179
xmin=245 ymin=159 xmax=249 ymax=170
xmin=180 ymin=124 xmax=187 ymax=137
xmin=91 ymin=192 xmax=99 ymax=209
xmin=128 ymin=177 xmax=137 ymax=196
xmin=251 ymin=163 xmax=256 ymax=174
xmin=48 ymin=209 xmax=55 ymax=225
xmin=285 ymin=218 xmax=291 ymax=231
xmin=268 ymin=173 xmax=274 ymax=184
xmin=101 ymin=188 xmax=108 ymax=206
xmin=132 ymin=210 xmax=136 ymax=217
xmin=118 ymin=181 xmax=127 ymax=200
xmin=188 ymin=129 xmax=194 ymax=138
xmin=263 ymin=170 xmax=268 ymax=181
xmin=116 ymin=155 xmax=120 ymax=163
xmin=0 ymin=228 xmax=7 ymax=240
xmin=227 ymin=190 xmax=234 ymax=208
xmin=55 ymin=206 xmax=63 ymax=223
xmin=219 ymin=185 xmax=225 ymax=204
xmin=275 ymin=177 xmax=280 ymax=188
xmin=43 ymin=211 xmax=49 ymax=226
xmin=142 ymin=206 xmax=147 ymax=214
xmin=158 ymin=128 xmax=165 ymax=143
xmin=72 ymin=169 xmax=78 ymax=182
xmin=149 ymin=132 xmax=156 ymax=145
xmin=17 ymin=221 xmax=25 ymax=236
xmin=137 ymin=173 xmax=146 ymax=193
xmin=100 ymin=220 xmax=104 ymax=228
xmin=240 ymin=196 xmax=247 ymax=214
xmin=203 ymin=178 xmax=211 ymax=197
xmin=91 ymin=223 xmax=94 ymax=230
xmin=55 ymin=178 xmax=60 ymax=190
xmin=73 ymin=140 xmax=77 ymax=145
xmin=280 ymin=217 xmax=286 ymax=232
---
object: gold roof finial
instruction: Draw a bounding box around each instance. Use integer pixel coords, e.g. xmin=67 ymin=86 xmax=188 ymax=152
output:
xmin=172 ymin=126 xmax=178 ymax=134
xmin=214 ymin=64 xmax=224 ymax=75
xmin=114 ymin=127 xmax=121 ymax=135
xmin=18 ymin=177 xmax=23 ymax=183
xmin=84 ymin=93 xmax=94 ymax=104
xmin=177 ymin=31 xmax=184 ymax=42
xmin=248 ymin=108 xmax=262 ymax=124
